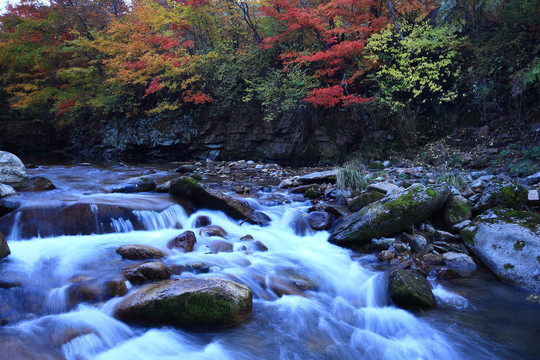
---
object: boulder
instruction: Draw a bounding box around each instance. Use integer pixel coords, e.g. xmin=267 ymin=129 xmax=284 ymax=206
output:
xmin=169 ymin=177 xmax=270 ymax=226
xmin=13 ymin=176 xmax=56 ymax=192
xmin=297 ymin=170 xmax=337 ymax=185
xmin=365 ymin=182 xmax=403 ymax=195
xmin=199 ymin=225 xmax=228 ymax=238
xmin=194 ymin=215 xmax=212 ymax=228
xmin=114 ymin=278 xmax=252 ymax=327
xmin=0 ymin=232 xmax=10 ymax=260
xmin=461 ymin=209 xmax=540 ymax=291
xmin=0 ymin=184 xmax=15 ymax=198
xmin=116 ymin=245 xmax=167 ymax=260
xmin=329 ymin=184 xmax=450 ymax=246
xmin=347 ymin=191 xmax=385 ymax=212
xmin=388 ymin=269 xmax=435 ymax=309
xmin=472 ymin=182 xmax=527 ymax=214
xmin=522 ymin=171 xmax=540 ymax=186
xmin=67 ymin=277 xmax=127 ymax=308
xmin=112 ymin=176 xmax=156 ymax=193
xmin=0 ymin=151 xmax=27 ymax=183
xmin=442 ymin=252 xmax=477 ymax=275
xmin=175 ymin=164 xmax=196 ymax=173
xmin=401 ymin=233 xmax=428 ymax=252
xmin=307 ymin=211 xmax=333 ymax=231
xmin=167 ymin=230 xmax=197 ymax=252
xmin=444 ymin=194 xmax=471 ymax=227
xmin=0 ymin=199 xmax=19 ymax=217
xmin=208 ymin=240 xmax=233 ymax=253
xmin=123 ymin=261 xmax=171 ymax=284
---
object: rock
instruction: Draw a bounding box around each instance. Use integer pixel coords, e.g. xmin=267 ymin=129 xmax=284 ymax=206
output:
xmin=371 ymin=237 xmax=395 ymax=249
xmin=278 ymin=178 xmax=297 ymax=188
xmin=111 ymin=176 xmax=157 ymax=193
xmin=297 ymin=170 xmax=337 ymax=185
xmin=329 ymin=183 xmax=450 ymax=246
xmin=422 ymin=253 xmax=445 ymax=266
xmin=123 ymin=261 xmax=171 ymax=284
xmin=155 ymin=181 xmax=171 ymax=193
xmin=200 ymin=225 xmax=228 ymax=238
xmin=461 ymin=209 xmax=540 ymax=290
xmin=194 ymin=215 xmax=212 ymax=228
xmin=12 ymin=176 xmax=56 ymax=192
xmin=472 ymin=182 xmax=528 ymax=214
xmin=307 ymin=211 xmax=333 ymax=231
xmin=522 ymin=171 xmax=540 ymax=186
xmin=290 ymin=184 xmax=318 ymax=194
xmin=167 ymin=230 xmax=196 ymax=252
xmin=169 ymin=177 xmax=270 ymax=226
xmin=0 ymin=232 xmax=10 ymax=260
xmin=528 ymin=190 xmax=539 ymax=206
xmin=378 ymin=250 xmax=394 ymax=262
xmin=461 ymin=188 xmax=475 ymax=198
xmin=388 ymin=269 xmax=435 ymax=309
xmin=0 ymin=199 xmax=18 ymax=217
xmin=175 ymin=164 xmax=196 ymax=173
xmin=365 ymin=182 xmax=403 ymax=195
xmin=208 ymin=240 xmax=233 ymax=253
xmin=347 ymin=191 xmax=385 ymax=212
xmin=432 ymin=229 xmax=461 ymax=243
xmin=478 ymin=125 xmax=490 ymax=137
xmin=392 ymin=241 xmax=410 ymax=253
xmin=114 ymin=278 xmax=252 ymax=327
xmin=444 ymin=194 xmax=471 ymax=227
xmin=105 ymin=278 xmax=129 ymax=298
xmin=442 ymin=252 xmax=477 ymax=275
xmin=368 ymin=161 xmax=385 ymax=170
xmin=239 ymin=234 xmax=254 ymax=241
xmin=401 ymin=233 xmax=428 ymax=252
xmin=0 ymin=151 xmax=27 ymax=183
xmin=450 ymin=220 xmax=472 ymax=233
xmin=116 ymin=245 xmax=167 ymax=260
xmin=252 ymin=240 xmax=268 ymax=252
xmin=67 ymin=277 xmax=127 ymax=307
xmin=0 ymin=183 xmax=16 ymax=198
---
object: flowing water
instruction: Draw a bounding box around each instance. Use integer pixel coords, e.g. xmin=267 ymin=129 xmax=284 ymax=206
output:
xmin=0 ymin=164 xmax=538 ymax=360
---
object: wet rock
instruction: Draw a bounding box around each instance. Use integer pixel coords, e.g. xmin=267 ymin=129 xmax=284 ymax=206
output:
xmin=13 ymin=176 xmax=56 ymax=192
xmin=167 ymin=230 xmax=197 ymax=252
xmin=175 ymin=164 xmax=196 ymax=173
xmin=0 ymin=199 xmax=18 ymax=220
xmin=444 ymin=194 xmax=471 ymax=227
xmin=329 ymin=184 xmax=450 ymax=246
xmin=67 ymin=277 xmax=127 ymax=307
xmin=0 ymin=151 xmax=27 ymax=183
xmin=0 ymin=231 xmax=10 ymax=260
xmin=114 ymin=278 xmax=252 ymax=327
xmin=185 ymin=262 xmax=211 ymax=273
xmin=297 ymin=170 xmax=337 ymax=185
xmin=105 ymin=278 xmax=129 ymax=298
xmin=112 ymin=175 xmax=157 ymax=193
xmin=116 ymin=245 xmax=167 ymax=260
xmin=252 ymin=240 xmax=268 ymax=252
xmin=472 ymin=182 xmax=527 ymax=214
xmin=522 ymin=171 xmax=540 ymax=186
xmin=366 ymin=182 xmax=403 ymax=195
xmin=239 ymin=234 xmax=254 ymax=241
xmin=347 ymin=191 xmax=385 ymax=212
xmin=422 ymin=253 xmax=445 ymax=266
xmin=155 ymin=181 xmax=171 ymax=193
xmin=123 ymin=261 xmax=171 ymax=284
xmin=378 ymin=250 xmax=394 ymax=262
xmin=528 ymin=190 xmax=540 ymax=206
xmin=194 ymin=215 xmax=212 ymax=228
xmin=442 ymin=252 xmax=477 ymax=275
xmin=461 ymin=209 xmax=540 ymax=291
xmin=401 ymin=233 xmax=427 ymax=252
xmin=388 ymin=269 xmax=435 ymax=309
xmin=200 ymin=225 xmax=228 ymax=238
xmin=169 ymin=177 xmax=270 ymax=226
xmin=290 ymin=184 xmax=318 ymax=194
xmin=208 ymin=240 xmax=233 ymax=253
xmin=307 ymin=211 xmax=333 ymax=231
xmin=0 ymin=183 xmax=16 ymax=198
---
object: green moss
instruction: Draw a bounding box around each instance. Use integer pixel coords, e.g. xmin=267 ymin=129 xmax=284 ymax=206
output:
xmin=181 ymin=176 xmax=200 ymax=188
xmin=426 ymin=188 xmax=436 ymax=197
xmin=368 ymin=161 xmax=385 ymax=170
xmin=190 ymin=173 xmax=203 ymax=181
xmin=460 ymin=226 xmax=477 ymax=245
xmin=514 ymin=240 xmax=525 ymax=251
xmin=497 ymin=183 xmax=528 ymax=208
xmin=504 ymin=263 xmax=515 ymax=270
xmin=304 ymin=189 xmax=317 ymax=199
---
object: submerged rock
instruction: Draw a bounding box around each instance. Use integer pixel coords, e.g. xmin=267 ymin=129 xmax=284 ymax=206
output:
xmin=112 ymin=176 xmax=157 ymax=193
xmin=169 ymin=177 xmax=270 ymax=226
xmin=0 ymin=151 xmax=27 ymax=184
xmin=116 ymin=245 xmax=167 ymax=260
xmin=114 ymin=278 xmax=252 ymax=328
xmin=13 ymin=176 xmax=56 ymax=192
xmin=388 ymin=269 xmax=435 ymax=309
xmin=0 ymin=231 xmax=10 ymax=260
xmin=329 ymin=184 xmax=450 ymax=246
xmin=461 ymin=209 xmax=540 ymax=291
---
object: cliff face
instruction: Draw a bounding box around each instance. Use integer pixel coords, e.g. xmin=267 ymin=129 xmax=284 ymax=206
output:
xmin=2 ymin=110 xmax=365 ymax=164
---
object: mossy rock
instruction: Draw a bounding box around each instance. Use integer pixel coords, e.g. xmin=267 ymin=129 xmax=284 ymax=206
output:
xmin=114 ymin=278 xmax=252 ymax=328
xmin=461 ymin=209 xmax=540 ymax=291
xmin=111 ymin=176 xmax=157 ymax=193
xmin=444 ymin=194 xmax=471 ymax=227
xmin=368 ymin=161 xmax=385 ymax=170
xmin=13 ymin=176 xmax=56 ymax=192
xmin=388 ymin=269 xmax=435 ymax=309
xmin=348 ymin=191 xmax=385 ymax=212
xmin=329 ymin=183 xmax=450 ymax=246
xmin=472 ymin=182 xmax=527 ymax=214
xmin=303 ymin=189 xmax=317 ymax=199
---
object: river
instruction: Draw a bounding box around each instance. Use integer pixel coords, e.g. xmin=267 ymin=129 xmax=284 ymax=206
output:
xmin=0 ymin=163 xmax=538 ymax=359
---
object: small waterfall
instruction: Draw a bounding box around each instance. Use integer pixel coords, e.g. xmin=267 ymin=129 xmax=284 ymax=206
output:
xmin=110 ymin=218 xmax=134 ymax=233
xmin=135 ymin=204 xmax=189 ymax=230
xmin=7 ymin=211 xmax=22 ymax=240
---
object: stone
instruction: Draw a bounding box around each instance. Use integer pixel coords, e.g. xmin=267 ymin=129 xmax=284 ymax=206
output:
xmin=365 ymin=182 xmax=403 ymax=195
xmin=450 ymin=220 xmax=472 ymax=233
xmin=378 ymin=250 xmax=394 ymax=262
xmin=368 ymin=161 xmax=385 ymax=170
xmin=0 ymin=151 xmax=27 ymax=183
xmin=12 ymin=176 xmax=56 ymax=192
xmin=114 ymin=278 xmax=252 ymax=328
xmin=194 ymin=215 xmax=212 ymax=228
xmin=290 ymin=184 xmax=318 ymax=194
xmin=522 ymin=171 xmax=540 ymax=186
xmin=175 ymin=164 xmax=196 ymax=173
xmin=442 ymin=252 xmax=477 ymax=275
xmin=200 ymin=225 xmax=228 ymax=238
xmin=472 ymin=182 xmax=527 ymax=214
xmin=155 ymin=181 xmax=171 ymax=193
xmin=401 ymin=233 xmax=428 ymax=252
xmin=461 ymin=209 xmax=540 ymax=291
xmin=307 ymin=211 xmax=333 ymax=231
xmin=111 ymin=176 xmax=157 ymax=193
xmin=297 ymin=170 xmax=337 ymax=185
xmin=422 ymin=253 xmax=445 ymax=266
xmin=167 ymin=230 xmax=196 ymax=252
xmin=0 ymin=232 xmax=10 ymax=260
xmin=444 ymin=194 xmax=472 ymax=227
xmin=169 ymin=177 xmax=270 ymax=226
xmin=116 ymin=245 xmax=167 ymax=260
xmin=0 ymin=184 xmax=15 ymax=198
xmin=388 ymin=269 xmax=435 ymax=309
xmin=347 ymin=191 xmax=385 ymax=212
xmin=208 ymin=240 xmax=233 ymax=253
xmin=478 ymin=125 xmax=490 ymax=137
xmin=329 ymin=183 xmax=450 ymax=246
xmin=67 ymin=277 xmax=127 ymax=307
xmin=528 ymin=190 xmax=539 ymax=206
xmin=123 ymin=261 xmax=171 ymax=284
